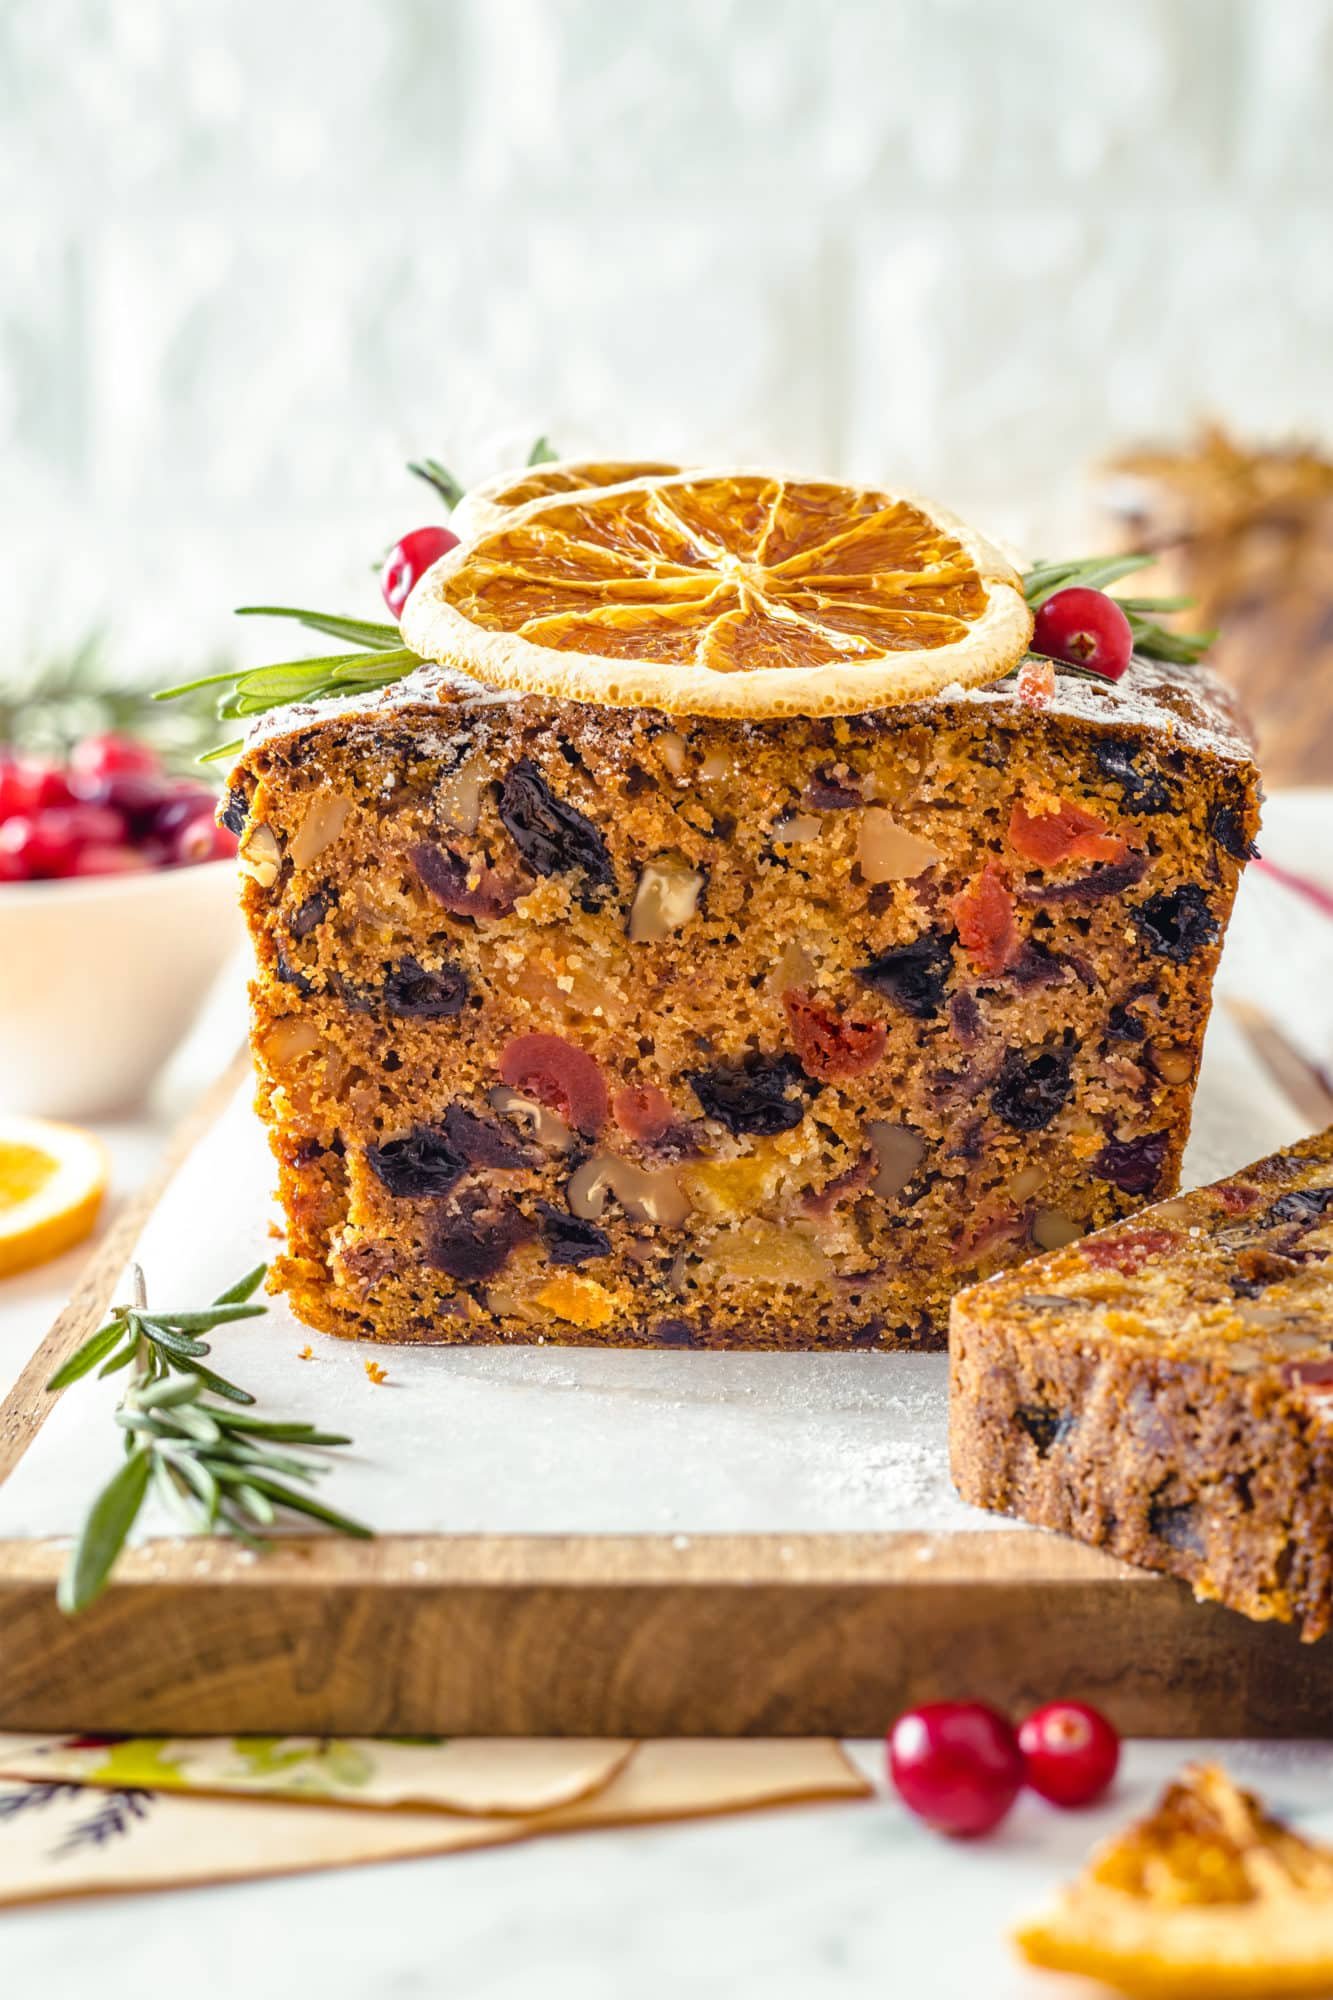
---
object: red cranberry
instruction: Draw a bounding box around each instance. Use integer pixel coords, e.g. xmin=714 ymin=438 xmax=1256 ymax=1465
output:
xmin=1031 ymin=587 xmax=1133 ymax=681
xmin=0 ymin=809 xmax=81 ymax=879
xmin=74 ymin=770 xmax=177 ymax=829
xmin=887 ymin=1701 xmax=1024 ymax=1838
xmin=381 ymin=525 xmax=460 ymax=618
xmin=71 ymin=843 xmax=152 ymax=878
xmin=0 ymin=756 xmax=28 ymax=821
xmin=64 ymin=803 xmax=130 ymax=849
xmin=11 ymin=756 xmax=75 ymax=813
xmin=172 ymin=811 xmax=238 ymax=866
xmin=69 ymin=733 xmax=161 ymax=787
xmin=151 ymin=786 xmax=219 ymax=840
xmin=1018 ymin=1700 xmax=1120 ymax=1808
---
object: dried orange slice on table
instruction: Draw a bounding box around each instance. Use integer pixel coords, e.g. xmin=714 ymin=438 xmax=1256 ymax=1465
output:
xmin=404 ymin=469 xmax=1032 ymax=716
xmin=1017 ymin=1763 xmax=1333 ymax=1999
xmin=0 ymin=1115 xmax=107 ymax=1277
xmin=453 ymin=457 xmax=681 ymax=539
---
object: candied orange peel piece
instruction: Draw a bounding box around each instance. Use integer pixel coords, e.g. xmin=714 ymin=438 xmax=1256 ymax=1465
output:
xmin=404 ymin=468 xmax=1032 ymax=718
xmin=1016 ymin=1763 xmax=1333 ymax=1998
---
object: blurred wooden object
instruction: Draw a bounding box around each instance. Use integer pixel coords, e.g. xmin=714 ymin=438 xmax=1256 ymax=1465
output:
xmin=1100 ymin=426 xmax=1333 ymax=786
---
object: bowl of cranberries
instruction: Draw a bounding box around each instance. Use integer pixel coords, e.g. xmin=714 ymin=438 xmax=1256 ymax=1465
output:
xmin=0 ymin=734 xmax=243 ymax=1118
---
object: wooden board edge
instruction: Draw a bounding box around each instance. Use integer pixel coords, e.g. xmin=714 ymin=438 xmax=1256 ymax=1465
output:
xmin=0 ymin=1526 xmax=1154 ymax=1589
xmin=0 ymin=1049 xmax=252 ymax=1485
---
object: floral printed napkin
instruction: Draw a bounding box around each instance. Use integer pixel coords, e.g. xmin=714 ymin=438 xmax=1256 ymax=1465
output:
xmin=0 ymin=1733 xmax=633 ymax=1815
xmin=0 ymin=1737 xmax=869 ymax=1906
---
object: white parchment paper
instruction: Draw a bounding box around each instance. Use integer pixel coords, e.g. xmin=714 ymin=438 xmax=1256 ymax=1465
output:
xmin=0 ymin=831 xmax=1323 ymax=1547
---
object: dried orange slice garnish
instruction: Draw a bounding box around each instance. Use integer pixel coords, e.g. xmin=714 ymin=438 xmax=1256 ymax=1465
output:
xmin=403 ymin=468 xmax=1032 ymax=718
xmin=0 ymin=1114 xmax=107 ymax=1277
xmin=1016 ymin=1763 xmax=1333 ymax=1998
xmin=453 ymin=458 xmax=681 ymax=539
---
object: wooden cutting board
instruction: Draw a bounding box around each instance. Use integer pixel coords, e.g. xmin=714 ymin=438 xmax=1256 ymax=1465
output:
xmin=0 ymin=1050 xmax=1330 ymax=1740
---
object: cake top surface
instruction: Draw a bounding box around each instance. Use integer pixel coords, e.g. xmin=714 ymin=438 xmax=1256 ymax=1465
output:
xmin=400 ymin=468 xmax=1034 ymax=719
xmin=239 ymin=634 xmax=1256 ymax=770
xmin=954 ymin=1127 xmax=1333 ymax=1380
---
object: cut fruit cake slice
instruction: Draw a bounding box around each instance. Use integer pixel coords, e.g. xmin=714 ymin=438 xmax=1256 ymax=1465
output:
xmin=224 ymin=466 xmax=1258 ymax=1349
xmin=951 ymin=1128 xmax=1333 ymax=1636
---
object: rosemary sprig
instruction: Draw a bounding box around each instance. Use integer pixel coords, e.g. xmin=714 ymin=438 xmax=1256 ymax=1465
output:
xmin=407 ymin=456 xmax=466 ymax=511
xmin=48 ymin=1263 xmax=370 ymax=1614
xmin=1022 ymin=553 xmax=1214 ymax=665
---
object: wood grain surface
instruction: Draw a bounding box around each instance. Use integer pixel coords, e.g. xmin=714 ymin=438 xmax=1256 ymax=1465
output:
xmin=2 ymin=1059 xmax=1331 ymax=1738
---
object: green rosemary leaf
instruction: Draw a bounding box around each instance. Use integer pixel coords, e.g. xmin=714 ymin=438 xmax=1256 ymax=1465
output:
xmin=233 ymin=657 xmax=362 ymax=699
xmin=198 ymin=739 xmax=244 ymax=765
xmin=238 ymin=1475 xmax=373 ymax=1540
xmin=171 ymin=1358 xmax=256 ymax=1406
xmin=212 ymin=1264 xmax=269 ymax=1307
xmin=160 ymin=1448 xmax=221 ymax=1522
xmin=97 ymin=1342 xmax=139 ymax=1379
xmin=136 ymin=1321 xmax=211 ymax=1360
xmin=152 ymin=668 xmax=253 ymax=702
xmin=527 ymin=435 xmax=559 ymax=465
xmin=136 ymin=1374 xmax=204 ymax=1411
xmin=57 ymin=1448 xmax=153 ymax=1614
xmin=1116 ymin=594 xmax=1195 ymax=614
xmin=210 ymin=1412 xmax=347 ymax=1441
xmin=47 ymin=1318 xmax=129 ymax=1392
xmin=148 ymin=1302 xmax=267 ymax=1333
xmin=407 ymin=458 xmax=466 ymax=512
xmin=232 ymin=1481 xmax=276 ymax=1527
xmin=326 ymin=649 xmax=418 ymax=683
xmin=1023 ymin=555 xmax=1150 ymax=609
xmin=235 ymin=607 xmax=400 ymax=650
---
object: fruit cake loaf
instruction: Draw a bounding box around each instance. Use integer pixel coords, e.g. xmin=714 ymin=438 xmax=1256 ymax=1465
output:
xmin=950 ymin=1128 xmax=1333 ymax=1637
xmin=226 ymin=468 xmax=1258 ymax=1350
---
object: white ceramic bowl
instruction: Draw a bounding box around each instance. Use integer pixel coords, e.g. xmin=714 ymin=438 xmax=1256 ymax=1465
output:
xmin=0 ymin=859 xmax=245 ymax=1118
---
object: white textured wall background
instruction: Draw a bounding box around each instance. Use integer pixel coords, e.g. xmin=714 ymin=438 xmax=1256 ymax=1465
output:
xmin=3 ymin=0 xmax=1331 ymax=671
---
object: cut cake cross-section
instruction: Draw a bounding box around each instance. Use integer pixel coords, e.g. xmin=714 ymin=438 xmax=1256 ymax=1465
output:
xmin=951 ymin=1128 xmax=1333 ymax=1636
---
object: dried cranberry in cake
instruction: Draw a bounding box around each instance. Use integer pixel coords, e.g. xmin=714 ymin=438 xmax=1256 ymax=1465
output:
xmin=367 ymin=1126 xmax=469 ymax=1199
xmin=412 ymin=843 xmax=524 ymax=920
xmin=535 ymin=1201 xmax=612 ymax=1265
xmin=782 ymin=989 xmax=887 ymax=1082
xmin=219 ymin=783 xmax=250 ymax=838
xmin=1081 ymin=1226 xmax=1179 ymax=1275
xmin=1092 ymin=738 xmax=1174 ymax=814
xmin=1207 ymin=796 xmax=1259 ymax=863
xmin=367 ymin=1104 xmax=534 ymax=1197
xmin=380 ymin=955 xmax=469 ymax=1019
xmin=1094 ymin=1130 xmax=1171 ymax=1197
xmin=1131 ymin=884 xmax=1220 ymax=962
xmin=425 ymin=1198 xmax=534 ymax=1281
xmin=1008 ymin=799 xmax=1127 ymax=867
xmin=991 ymin=1047 xmax=1074 ymax=1132
xmin=951 ymin=863 xmax=1018 ymax=976
xmin=498 ymin=760 xmax=615 ymax=896
xmin=802 ymin=766 xmax=863 ymax=810
xmin=612 ymin=1084 xmax=676 ymax=1144
xmin=289 ymin=889 xmax=332 ymax=939
xmin=856 ymin=929 xmax=955 ymax=1019
xmin=499 ymin=1033 xmax=609 ymax=1137
xmin=687 ymin=1052 xmax=813 ymax=1136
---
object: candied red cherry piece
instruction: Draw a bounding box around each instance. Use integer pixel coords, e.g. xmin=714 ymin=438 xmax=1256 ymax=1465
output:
xmin=1032 ymin=587 xmax=1133 ymax=681
xmin=69 ymin=732 xmax=161 ymax=787
xmin=381 ymin=525 xmax=460 ymax=619
xmin=887 ymin=1701 xmax=1024 ymax=1838
xmin=498 ymin=1033 xmax=608 ymax=1137
xmin=1018 ymin=1700 xmax=1119 ymax=1808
